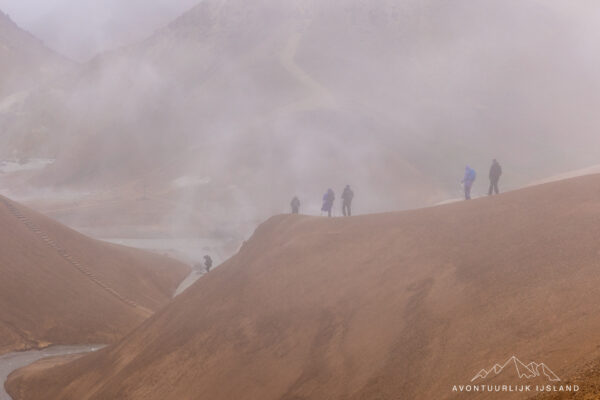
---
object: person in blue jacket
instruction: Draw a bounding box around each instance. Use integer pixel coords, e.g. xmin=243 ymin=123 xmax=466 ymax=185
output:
xmin=321 ymin=188 xmax=335 ymax=217
xmin=462 ymin=166 xmax=477 ymax=200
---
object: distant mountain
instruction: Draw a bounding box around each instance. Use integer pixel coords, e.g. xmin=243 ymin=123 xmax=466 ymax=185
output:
xmin=38 ymin=0 xmax=600 ymax=188
xmin=9 ymin=0 xmax=600 ymax=242
xmin=0 ymin=10 xmax=75 ymax=160
xmin=7 ymin=0 xmax=202 ymax=61
xmin=0 ymin=10 xmax=71 ymax=95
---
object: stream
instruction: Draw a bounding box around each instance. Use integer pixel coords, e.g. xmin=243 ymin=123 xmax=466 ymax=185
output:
xmin=0 ymin=345 xmax=103 ymax=400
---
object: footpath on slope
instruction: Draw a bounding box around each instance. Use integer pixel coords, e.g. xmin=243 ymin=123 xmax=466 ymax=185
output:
xmin=0 ymin=197 xmax=152 ymax=317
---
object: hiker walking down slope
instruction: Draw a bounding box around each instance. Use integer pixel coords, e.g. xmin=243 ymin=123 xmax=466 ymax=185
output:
xmin=290 ymin=196 xmax=300 ymax=214
xmin=488 ymin=159 xmax=502 ymax=195
xmin=341 ymin=185 xmax=354 ymax=216
xmin=462 ymin=166 xmax=477 ymax=200
xmin=204 ymin=255 xmax=213 ymax=273
xmin=322 ymin=188 xmax=335 ymax=217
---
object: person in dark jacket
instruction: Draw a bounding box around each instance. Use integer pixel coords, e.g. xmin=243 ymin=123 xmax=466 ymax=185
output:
xmin=321 ymin=188 xmax=335 ymax=217
xmin=488 ymin=159 xmax=502 ymax=195
xmin=204 ymin=255 xmax=213 ymax=273
xmin=290 ymin=196 xmax=300 ymax=214
xmin=462 ymin=166 xmax=477 ymax=200
xmin=341 ymin=185 xmax=354 ymax=216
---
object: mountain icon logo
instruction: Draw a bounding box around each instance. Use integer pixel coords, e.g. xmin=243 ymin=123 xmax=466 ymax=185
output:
xmin=471 ymin=356 xmax=560 ymax=383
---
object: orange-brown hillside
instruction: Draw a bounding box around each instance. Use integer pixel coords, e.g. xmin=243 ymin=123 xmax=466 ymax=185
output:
xmin=533 ymin=355 xmax=600 ymax=400
xmin=8 ymin=175 xmax=600 ymax=400
xmin=0 ymin=195 xmax=189 ymax=355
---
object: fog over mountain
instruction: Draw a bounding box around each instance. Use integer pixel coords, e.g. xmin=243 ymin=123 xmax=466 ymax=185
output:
xmin=0 ymin=10 xmax=74 ymax=162
xmin=4 ymin=3 xmax=600 ymax=399
xmin=0 ymin=10 xmax=71 ymax=94
xmin=2 ymin=0 xmax=600 ymax=256
xmin=0 ymin=0 xmax=200 ymax=61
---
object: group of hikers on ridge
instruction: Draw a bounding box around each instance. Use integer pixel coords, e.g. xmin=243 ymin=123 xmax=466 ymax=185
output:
xmin=290 ymin=185 xmax=355 ymax=217
xmin=290 ymin=159 xmax=502 ymax=216
xmin=322 ymin=185 xmax=354 ymax=217
xmin=462 ymin=159 xmax=503 ymax=200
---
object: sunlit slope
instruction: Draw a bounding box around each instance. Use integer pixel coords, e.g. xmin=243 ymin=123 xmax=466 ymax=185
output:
xmin=9 ymin=174 xmax=600 ymax=400
xmin=535 ymin=356 xmax=600 ymax=400
xmin=0 ymin=195 xmax=189 ymax=355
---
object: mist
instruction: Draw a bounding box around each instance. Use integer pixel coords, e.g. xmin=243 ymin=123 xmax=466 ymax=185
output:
xmin=3 ymin=0 xmax=600 ymax=266
xmin=0 ymin=0 xmax=200 ymax=61
xmin=5 ymin=2 xmax=600 ymax=398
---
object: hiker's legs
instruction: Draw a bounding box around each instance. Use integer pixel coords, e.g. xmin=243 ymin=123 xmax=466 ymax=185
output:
xmin=489 ymin=179 xmax=499 ymax=195
xmin=465 ymin=182 xmax=472 ymax=200
xmin=343 ymin=203 xmax=351 ymax=216
xmin=328 ymin=208 xmax=332 ymax=217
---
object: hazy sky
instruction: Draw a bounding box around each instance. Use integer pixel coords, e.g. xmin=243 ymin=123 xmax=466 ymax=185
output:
xmin=0 ymin=0 xmax=201 ymax=61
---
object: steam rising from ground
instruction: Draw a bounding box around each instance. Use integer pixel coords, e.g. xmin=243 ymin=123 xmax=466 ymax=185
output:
xmin=2 ymin=0 xmax=600 ymax=265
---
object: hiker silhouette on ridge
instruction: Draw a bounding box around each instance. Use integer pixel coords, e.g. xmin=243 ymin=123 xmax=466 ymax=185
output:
xmin=290 ymin=196 xmax=300 ymax=214
xmin=204 ymin=255 xmax=213 ymax=273
xmin=341 ymin=185 xmax=354 ymax=216
xmin=488 ymin=159 xmax=502 ymax=195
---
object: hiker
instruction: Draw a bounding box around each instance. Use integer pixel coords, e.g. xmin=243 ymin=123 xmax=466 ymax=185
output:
xmin=488 ymin=159 xmax=502 ymax=195
xmin=462 ymin=166 xmax=477 ymax=200
xmin=290 ymin=196 xmax=300 ymax=214
xmin=203 ymin=255 xmax=213 ymax=273
xmin=341 ymin=185 xmax=354 ymax=216
xmin=321 ymin=188 xmax=335 ymax=217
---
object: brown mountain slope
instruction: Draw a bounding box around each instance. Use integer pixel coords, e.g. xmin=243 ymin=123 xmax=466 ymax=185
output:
xmin=533 ymin=357 xmax=600 ymax=400
xmin=0 ymin=195 xmax=189 ymax=355
xmin=8 ymin=174 xmax=600 ymax=400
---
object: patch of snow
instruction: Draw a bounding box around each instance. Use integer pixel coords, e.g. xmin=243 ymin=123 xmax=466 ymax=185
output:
xmin=434 ymin=198 xmax=463 ymax=206
xmin=528 ymin=165 xmax=600 ymax=186
xmin=172 ymin=176 xmax=211 ymax=188
xmin=0 ymin=158 xmax=55 ymax=173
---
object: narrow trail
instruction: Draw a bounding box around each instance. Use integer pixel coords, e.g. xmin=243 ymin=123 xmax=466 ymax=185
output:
xmin=0 ymin=198 xmax=152 ymax=317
